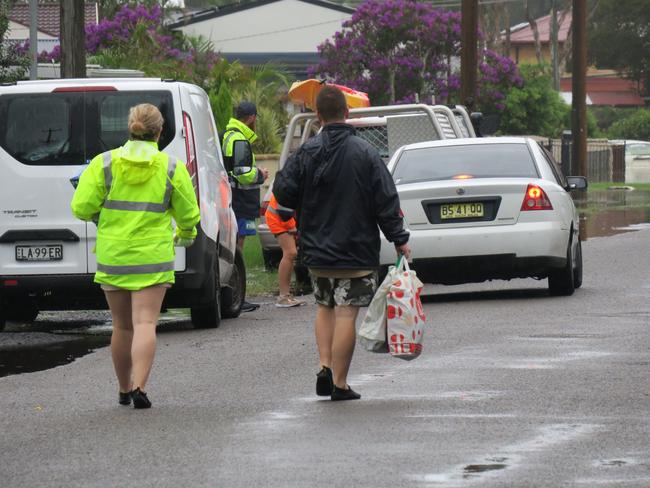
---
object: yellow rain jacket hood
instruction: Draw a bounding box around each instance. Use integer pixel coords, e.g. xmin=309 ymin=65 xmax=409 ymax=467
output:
xmin=71 ymin=141 xmax=200 ymax=290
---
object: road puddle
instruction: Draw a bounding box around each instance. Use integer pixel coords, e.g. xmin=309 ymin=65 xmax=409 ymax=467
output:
xmin=0 ymin=334 xmax=109 ymax=378
xmin=576 ymin=188 xmax=650 ymax=239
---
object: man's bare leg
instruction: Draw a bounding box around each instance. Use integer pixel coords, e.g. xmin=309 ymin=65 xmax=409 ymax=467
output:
xmin=331 ymin=305 xmax=360 ymax=388
xmin=315 ymin=304 xmax=335 ymax=367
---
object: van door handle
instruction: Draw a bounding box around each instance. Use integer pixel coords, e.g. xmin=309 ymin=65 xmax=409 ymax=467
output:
xmin=0 ymin=229 xmax=80 ymax=243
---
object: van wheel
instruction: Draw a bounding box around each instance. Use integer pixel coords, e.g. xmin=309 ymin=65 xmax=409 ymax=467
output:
xmin=5 ymin=307 xmax=39 ymax=322
xmin=221 ymin=248 xmax=245 ymax=318
xmin=548 ymin=240 xmax=575 ymax=296
xmin=191 ymin=252 xmax=221 ymax=329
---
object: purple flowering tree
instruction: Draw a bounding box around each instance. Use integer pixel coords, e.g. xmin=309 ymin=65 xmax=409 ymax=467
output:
xmin=310 ymin=0 xmax=521 ymax=111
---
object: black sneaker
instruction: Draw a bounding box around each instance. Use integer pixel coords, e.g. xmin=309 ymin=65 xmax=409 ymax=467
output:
xmin=241 ymin=301 xmax=260 ymax=313
xmin=131 ymin=387 xmax=152 ymax=409
xmin=118 ymin=391 xmax=131 ymax=406
xmin=331 ymin=385 xmax=361 ymax=401
xmin=316 ymin=366 xmax=333 ymax=396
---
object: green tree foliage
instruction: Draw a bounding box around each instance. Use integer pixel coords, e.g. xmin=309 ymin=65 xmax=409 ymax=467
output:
xmin=0 ymin=3 xmax=29 ymax=83
xmin=608 ymin=110 xmax=650 ymax=141
xmin=589 ymin=0 xmax=650 ymax=93
xmin=499 ymin=64 xmax=569 ymax=137
xmin=209 ymin=79 xmax=233 ymax=135
xmin=499 ymin=64 xmax=601 ymax=138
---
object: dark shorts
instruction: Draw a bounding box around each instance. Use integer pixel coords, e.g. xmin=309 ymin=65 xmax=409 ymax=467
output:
xmin=236 ymin=218 xmax=257 ymax=236
xmin=311 ymin=272 xmax=378 ymax=308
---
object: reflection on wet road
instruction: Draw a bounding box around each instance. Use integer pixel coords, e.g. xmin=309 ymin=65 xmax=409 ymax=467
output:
xmin=576 ymin=187 xmax=650 ymax=239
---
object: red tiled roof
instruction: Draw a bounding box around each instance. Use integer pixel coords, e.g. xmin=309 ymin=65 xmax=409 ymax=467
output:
xmin=509 ymin=11 xmax=571 ymax=45
xmin=560 ymin=76 xmax=645 ymax=107
xmin=9 ymin=2 xmax=98 ymax=38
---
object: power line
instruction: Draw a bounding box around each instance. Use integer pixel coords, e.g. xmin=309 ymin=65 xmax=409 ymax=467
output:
xmin=209 ymin=19 xmax=346 ymax=43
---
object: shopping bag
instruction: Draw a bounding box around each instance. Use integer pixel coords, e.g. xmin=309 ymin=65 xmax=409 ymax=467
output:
xmin=358 ymin=269 xmax=394 ymax=353
xmin=387 ymin=257 xmax=426 ymax=360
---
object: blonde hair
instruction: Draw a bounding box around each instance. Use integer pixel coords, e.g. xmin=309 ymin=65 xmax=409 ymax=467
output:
xmin=128 ymin=103 xmax=164 ymax=141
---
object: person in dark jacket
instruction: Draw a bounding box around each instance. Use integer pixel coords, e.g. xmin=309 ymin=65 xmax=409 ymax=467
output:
xmin=273 ymin=86 xmax=410 ymax=401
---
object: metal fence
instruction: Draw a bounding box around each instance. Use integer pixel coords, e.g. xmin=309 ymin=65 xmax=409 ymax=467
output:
xmin=543 ymin=138 xmax=626 ymax=182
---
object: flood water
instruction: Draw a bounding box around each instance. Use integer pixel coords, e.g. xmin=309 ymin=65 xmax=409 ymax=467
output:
xmin=576 ymin=187 xmax=650 ymax=239
xmin=1 ymin=187 xmax=649 ymax=378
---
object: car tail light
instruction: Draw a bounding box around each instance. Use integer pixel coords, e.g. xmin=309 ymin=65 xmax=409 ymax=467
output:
xmin=182 ymin=111 xmax=199 ymax=200
xmin=260 ymin=199 xmax=269 ymax=217
xmin=521 ymin=184 xmax=553 ymax=211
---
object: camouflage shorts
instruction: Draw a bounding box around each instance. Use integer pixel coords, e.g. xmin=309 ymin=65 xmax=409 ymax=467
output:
xmin=311 ymin=272 xmax=378 ymax=308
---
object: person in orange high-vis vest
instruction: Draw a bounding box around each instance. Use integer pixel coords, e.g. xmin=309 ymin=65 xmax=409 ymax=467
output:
xmin=265 ymin=194 xmax=305 ymax=307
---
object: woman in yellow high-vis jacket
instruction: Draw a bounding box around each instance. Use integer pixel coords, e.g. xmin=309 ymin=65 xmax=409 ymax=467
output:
xmin=71 ymin=104 xmax=200 ymax=409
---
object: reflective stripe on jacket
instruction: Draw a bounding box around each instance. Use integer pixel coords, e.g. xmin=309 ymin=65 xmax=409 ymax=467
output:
xmin=71 ymin=140 xmax=200 ymax=290
xmin=265 ymin=194 xmax=296 ymax=235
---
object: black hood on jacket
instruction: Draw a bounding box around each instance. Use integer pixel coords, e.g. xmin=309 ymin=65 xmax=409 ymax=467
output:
xmin=312 ymin=123 xmax=355 ymax=187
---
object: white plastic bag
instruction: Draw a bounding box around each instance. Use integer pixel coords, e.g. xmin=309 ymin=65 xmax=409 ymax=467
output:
xmin=386 ymin=258 xmax=426 ymax=360
xmin=358 ymin=269 xmax=394 ymax=353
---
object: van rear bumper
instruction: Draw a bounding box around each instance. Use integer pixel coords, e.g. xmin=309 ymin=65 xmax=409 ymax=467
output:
xmin=0 ymin=271 xmax=209 ymax=311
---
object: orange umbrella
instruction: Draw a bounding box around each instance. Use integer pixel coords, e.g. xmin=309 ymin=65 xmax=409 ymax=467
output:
xmin=288 ymin=79 xmax=370 ymax=110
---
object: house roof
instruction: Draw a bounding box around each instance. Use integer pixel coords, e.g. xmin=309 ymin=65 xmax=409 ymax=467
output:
xmin=560 ymin=76 xmax=645 ymax=107
xmin=169 ymin=0 xmax=355 ymax=28
xmin=509 ymin=11 xmax=571 ymax=45
xmin=9 ymin=2 xmax=98 ymax=38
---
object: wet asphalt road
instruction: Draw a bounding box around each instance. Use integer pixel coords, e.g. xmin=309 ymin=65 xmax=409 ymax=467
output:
xmin=1 ymin=226 xmax=649 ymax=488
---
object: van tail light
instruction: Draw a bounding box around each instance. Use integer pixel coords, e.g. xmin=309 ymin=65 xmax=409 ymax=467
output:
xmin=182 ymin=111 xmax=199 ymax=201
xmin=260 ymin=199 xmax=269 ymax=217
xmin=521 ymin=184 xmax=553 ymax=211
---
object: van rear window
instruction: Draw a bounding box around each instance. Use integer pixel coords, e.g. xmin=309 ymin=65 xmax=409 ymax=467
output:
xmin=0 ymin=90 xmax=175 ymax=166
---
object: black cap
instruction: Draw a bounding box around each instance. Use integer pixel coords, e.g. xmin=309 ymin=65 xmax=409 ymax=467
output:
xmin=235 ymin=101 xmax=257 ymax=118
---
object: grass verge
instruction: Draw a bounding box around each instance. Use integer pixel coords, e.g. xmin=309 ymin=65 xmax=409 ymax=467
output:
xmin=588 ymin=182 xmax=650 ymax=191
xmin=242 ymin=236 xmax=278 ymax=297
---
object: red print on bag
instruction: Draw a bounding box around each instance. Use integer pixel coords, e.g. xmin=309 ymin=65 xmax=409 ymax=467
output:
xmin=387 ymin=305 xmax=396 ymax=319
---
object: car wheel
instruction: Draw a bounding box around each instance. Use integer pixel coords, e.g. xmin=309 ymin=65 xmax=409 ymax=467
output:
xmin=573 ymin=240 xmax=583 ymax=289
xmin=221 ymin=247 xmax=245 ymax=319
xmin=191 ymin=251 xmax=221 ymax=329
xmin=548 ymin=240 xmax=575 ymax=296
xmin=0 ymin=312 xmax=5 ymax=331
xmin=262 ymin=248 xmax=282 ymax=270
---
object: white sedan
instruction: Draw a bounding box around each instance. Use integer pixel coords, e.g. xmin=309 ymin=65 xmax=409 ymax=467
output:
xmin=380 ymin=137 xmax=587 ymax=296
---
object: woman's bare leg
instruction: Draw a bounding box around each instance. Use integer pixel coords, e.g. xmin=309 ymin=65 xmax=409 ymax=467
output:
xmin=130 ymin=286 xmax=167 ymax=391
xmin=276 ymin=232 xmax=298 ymax=297
xmin=104 ymin=290 xmax=133 ymax=393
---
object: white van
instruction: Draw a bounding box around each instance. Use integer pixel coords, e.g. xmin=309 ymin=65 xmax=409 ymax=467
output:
xmin=0 ymin=78 xmax=243 ymax=330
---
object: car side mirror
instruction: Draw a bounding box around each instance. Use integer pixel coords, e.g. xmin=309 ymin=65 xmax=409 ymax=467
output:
xmin=232 ymin=140 xmax=252 ymax=170
xmin=566 ymin=176 xmax=588 ymax=191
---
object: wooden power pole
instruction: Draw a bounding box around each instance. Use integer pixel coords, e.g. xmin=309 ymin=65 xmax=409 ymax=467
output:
xmin=571 ymin=0 xmax=587 ymax=177
xmin=460 ymin=0 xmax=478 ymax=108
xmin=60 ymin=0 xmax=86 ymax=78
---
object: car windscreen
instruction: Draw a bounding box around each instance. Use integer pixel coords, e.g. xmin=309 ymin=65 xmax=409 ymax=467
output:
xmin=393 ymin=143 xmax=539 ymax=184
xmin=0 ymin=90 xmax=175 ymax=166
xmin=627 ymin=143 xmax=650 ymax=156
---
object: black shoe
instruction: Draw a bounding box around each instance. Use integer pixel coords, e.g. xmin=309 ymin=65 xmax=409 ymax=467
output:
xmin=131 ymin=387 xmax=152 ymax=409
xmin=241 ymin=301 xmax=260 ymax=313
xmin=316 ymin=366 xmax=333 ymax=396
xmin=118 ymin=391 xmax=132 ymax=406
xmin=331 ymin=385 xmax=361 ymax=401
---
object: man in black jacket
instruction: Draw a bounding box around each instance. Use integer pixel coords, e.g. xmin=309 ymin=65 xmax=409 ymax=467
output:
xmin=274 ymin=86 xmax=410 ymax=401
